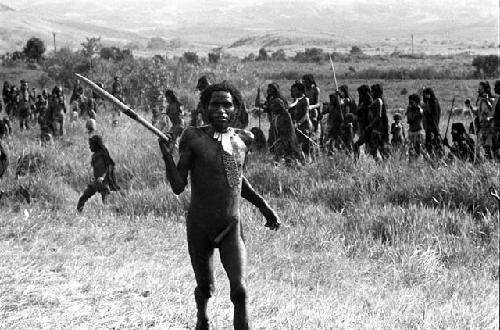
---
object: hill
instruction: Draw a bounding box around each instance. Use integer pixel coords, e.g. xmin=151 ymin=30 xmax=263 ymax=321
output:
xmin=0 ymin=0 xmax=497 ymax=55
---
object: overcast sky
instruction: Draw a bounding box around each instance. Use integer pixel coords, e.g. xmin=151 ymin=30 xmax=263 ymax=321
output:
xmin=3 ymin=0 xmax=497 ymax=11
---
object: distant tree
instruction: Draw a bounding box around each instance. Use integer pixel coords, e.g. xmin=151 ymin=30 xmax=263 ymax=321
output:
xmin=350 ymin=45 xmax=363 ymax=56
xmin=208 ymin=47 xmax=222 ymax=64
xmin=271 ymin=49 xmax=287 ymax=61
xmin=183 ymin=51 xmax=199 ymax=65
xmin=472 ymin=55 xmax=499 ymax=78
xmin=147 ymin=37 xmax=168 ymax=49
xmin=256 ymin=47 xmax=268 ymax=61
xmin=305 ymin=48 xmax=324 ymax=63
xmin=23 ymin=37 xmax=45 ymax=61
xmin=100 ymin=47 xmax=133 ymax=62
xmin=81 ymin=37 xmax=101 ymax=58
xmin=242 ymin=52 xmax=256 ymax=62
xmin=152 ymin=54 xmax=165 ymax=63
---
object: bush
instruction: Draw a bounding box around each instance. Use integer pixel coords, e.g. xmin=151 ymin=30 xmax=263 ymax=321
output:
xmin=350 ymin=45 xmax=363 ymax=56
xmin=271 ymin=49 xmax=287 ymax=61
xmin=182 ymin=52 xmax=199 ymax=65
xmin=23 ymin=37 xmax=45 ymax=62
xmin=472 ymin=55 xmax=499 ymax=78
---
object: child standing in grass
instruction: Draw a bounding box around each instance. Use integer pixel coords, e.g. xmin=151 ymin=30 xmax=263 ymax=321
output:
xmin=77 ymin=135 xmax=119 ymax=212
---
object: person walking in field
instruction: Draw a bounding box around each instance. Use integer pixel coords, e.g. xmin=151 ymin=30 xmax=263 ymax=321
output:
xmin=289 ymin=81 xmax=314 ymax=162
xmin=422 ymin=87 xmax=443 ymax=158
xmin=158 ymin=81 xmax=280 ymax=330
xmin=111 ymin=76 xmax=124 ymax=127
xmin=77 ymin=134 xmax=120 ymax=212
xmin=47 ymin=86 xmax=66 ymax=137
xmin=190 ymin=75 xmax=211 ymax=127
xmin=18 ymin=80 xmax=31 ymax=130
xmin=406 ymin=94 xmax=425 ymax=161
xmin=265 ymin=83 xmax=304 ymax=164
xmin=493 ymin=80 xmax=500 ymax=159
xmin=352 ymin=85 xmax=372 ymax=157
xmin=355 ymin=84 xmax=389 ymax=160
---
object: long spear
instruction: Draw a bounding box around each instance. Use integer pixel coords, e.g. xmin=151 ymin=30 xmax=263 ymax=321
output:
xmin=75 ymin=73 xmax=170 ymax=143
xmin=328 ymin=55 xmax=339 ymax=92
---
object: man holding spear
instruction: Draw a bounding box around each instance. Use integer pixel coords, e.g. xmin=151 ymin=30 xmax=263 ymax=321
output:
xmin=76 ymin=74 xmax=280 ymax=329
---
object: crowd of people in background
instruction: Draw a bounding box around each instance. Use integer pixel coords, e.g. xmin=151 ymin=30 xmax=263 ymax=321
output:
xmin=1 ymin=74 xmax=499 ymax=167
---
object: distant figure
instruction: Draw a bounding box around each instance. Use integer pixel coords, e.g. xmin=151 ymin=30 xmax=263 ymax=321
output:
xmin=77 ymin=135 xmax=120 ymax=212
xmin=422 ymin=87 xmax=442 ymax=158
xmin=493 ymin=80 xmax=500 ymax=158
xmin=289 ymin=81 xmax=313 ymax=161
xmin=111 ymin=76 xmax=124 ymax=127
xmin=471 ymin=81 xmax=495 ymax=159
xmin=341 ymin=112 xmax=355 ymax=153
xmin=18 ymin=79 xmax=31 ymax=130
xmin=86 ymin=109 xmax=97 ymax=136
xmin=443 ymin=123 xmax=475 ymax=162
xmin=353 ymin=84 xmax=372 ymax=156
xmin=302 ymin=74 xmax=321 ymax=133
xmin=390 ymin=113 xmax=405 ymax=151
xmin=0 ymin=118 xmax=12 ymax=139
xmin=191 ymin=75 xmax=211 ymax=127
xmin=47 ymin=86 xmax=66 ymax=137
xmin=325 ymin=92 xmax=343 ymax=151
xmin=0 ymin=141 xmax=8 ymax=179
xmin=406 ymin=94 xmax=425 ymax=160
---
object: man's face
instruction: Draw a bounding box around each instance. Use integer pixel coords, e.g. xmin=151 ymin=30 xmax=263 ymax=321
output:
xmin=89 ymin=140 xmax=98 ymax=152
xmin=423 ymin=93 xmax=430 ymax=102
xmin=478 ymin=84 xmax=485 ymax=95
xmin=208 ymin=91 xmax=235 ymax=133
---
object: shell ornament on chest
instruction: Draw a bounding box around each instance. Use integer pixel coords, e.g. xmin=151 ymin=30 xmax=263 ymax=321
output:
xmin=214 ymin=129 xmax=247 ymax=189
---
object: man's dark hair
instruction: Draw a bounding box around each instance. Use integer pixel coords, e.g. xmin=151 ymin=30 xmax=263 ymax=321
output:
xmin=357 ymin=84 xmax=371 ymax=105
xmin=165 ymin=89 xmax=181 ymax=105
xmin=339 ymin=84 xmax=350 ymax=98
xmin=409 ymin=94 xmax=420 ymax=104
xmin=301 ymin=74 xmax=317 ymax=88
xmin=291 ymin=81 xmax=306 ymax=94
xmin=422 ymin=87 xmax=437 ymax=102
xmin=200 ymin=81 xmax=244 ymax=110
xmin=267 ymin=82 xmax=287 ymax=105
xmin=196 ymin=76 xmax=211 ymax=90
xmin=370 ymin=84 xmax=383 ymax=99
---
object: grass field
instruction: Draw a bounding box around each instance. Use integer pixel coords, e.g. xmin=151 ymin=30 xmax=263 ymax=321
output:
xmin=0 ymin=83 xmax=498 ymax=330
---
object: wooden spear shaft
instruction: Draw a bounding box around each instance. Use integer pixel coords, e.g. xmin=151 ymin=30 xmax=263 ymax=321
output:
xmin=75 ymin=73 xmax=170 ymax=143
xmin=329 ymin=55 xmax=338 ymax=91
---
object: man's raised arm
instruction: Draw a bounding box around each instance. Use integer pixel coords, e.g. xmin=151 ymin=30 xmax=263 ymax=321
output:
xmin=158 ymin=131 xmax=192 ymax=195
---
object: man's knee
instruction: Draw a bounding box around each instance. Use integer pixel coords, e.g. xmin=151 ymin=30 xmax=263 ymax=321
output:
xmin=195 ymin=283 xmax=215 ymax=300
xmin=230 ymin=284 xmax=247 ymax=303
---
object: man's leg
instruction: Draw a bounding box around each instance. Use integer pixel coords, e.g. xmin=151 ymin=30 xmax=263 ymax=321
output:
xmin=187 ymin=223 xmax=215 ymax=330
xmin=77 ymin=183 xmax=98 ymax=212
xmin=219 ymin=221 xmax=249 ymax=330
